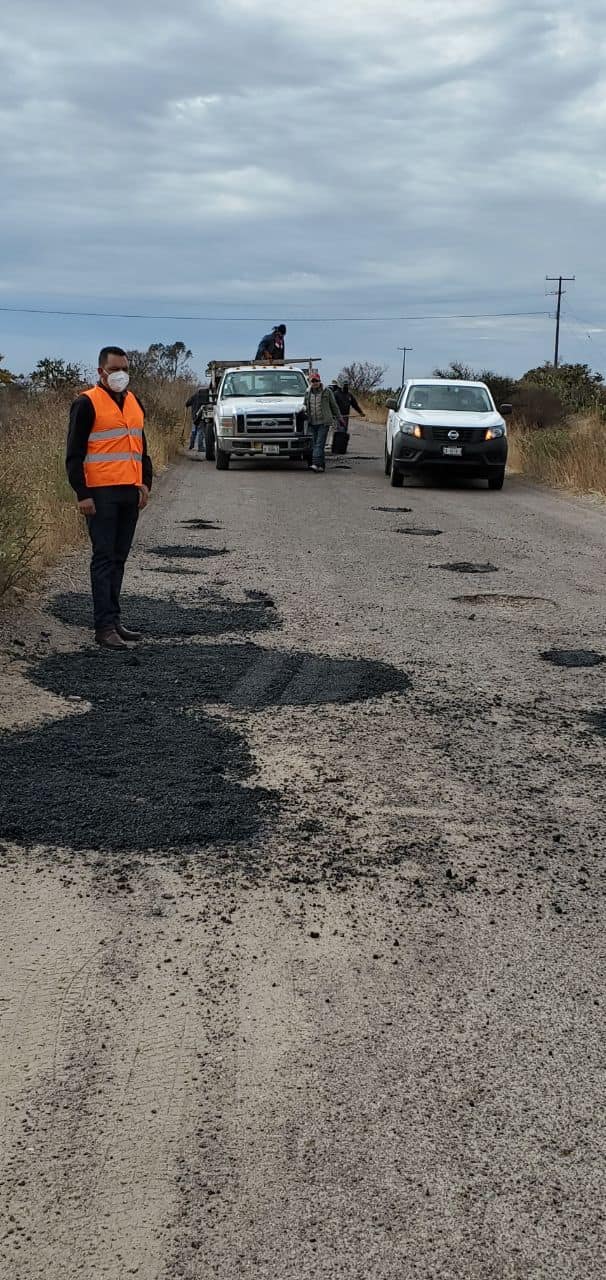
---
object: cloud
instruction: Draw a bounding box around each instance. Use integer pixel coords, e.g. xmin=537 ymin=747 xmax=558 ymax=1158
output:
xmin=1 ymin=0 xmax=605 ymax=379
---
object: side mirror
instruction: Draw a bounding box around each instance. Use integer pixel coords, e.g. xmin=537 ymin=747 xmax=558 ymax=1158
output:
xmin=500 ymin=403 xmax=513 ymax=416
xmin=386 ymin=397 xmax=398 ymax=410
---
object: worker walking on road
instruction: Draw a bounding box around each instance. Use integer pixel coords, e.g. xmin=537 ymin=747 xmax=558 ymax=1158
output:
xmin=66 ymin=346 xmax=152 ymax=650
xmin=330 ymin=380 xmax=366 ymax=430
xmin=255 ymin=324 xmax=287 ymax=362
xmin=304 ymin=372 xmax=341 ymax=472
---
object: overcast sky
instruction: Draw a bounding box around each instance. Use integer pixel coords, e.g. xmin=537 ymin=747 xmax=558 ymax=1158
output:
xmin=1 ymin=0 xmax=605 ymax=384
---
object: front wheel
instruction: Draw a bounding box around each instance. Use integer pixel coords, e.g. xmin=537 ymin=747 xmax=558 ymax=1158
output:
xmin=384 ymin=439 xmax=391 ymax=475
xmin=488 ymin=469 xmax=505 ymax=491
xmin=390 ymin=453 xmax=404 ymax=487
xmin=204 ymin=424 xmax=216 ymax=461
xmin=215 ymin=442 xmax=230 ymax=470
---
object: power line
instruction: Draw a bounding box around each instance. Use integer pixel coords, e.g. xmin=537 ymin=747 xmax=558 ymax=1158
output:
xmin=0 ymin=304 xmax=550 ymax=324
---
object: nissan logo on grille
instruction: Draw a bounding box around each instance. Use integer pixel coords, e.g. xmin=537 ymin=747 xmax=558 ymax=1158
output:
xmin=448 ymin=430 xmax=460 ymax=440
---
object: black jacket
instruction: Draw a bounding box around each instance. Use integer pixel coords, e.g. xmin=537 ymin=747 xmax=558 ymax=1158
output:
xmin=255 ymin=331 xmax=285 ymax=361
xmin=331 ymin=385 xmax=364 ymax=416
xmin=186 ymin=387 xmax=211 ymax=422
xmin=66 ymin=385 xmax=153 ymax=501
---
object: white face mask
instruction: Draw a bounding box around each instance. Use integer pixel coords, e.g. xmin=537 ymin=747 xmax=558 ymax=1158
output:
xmin=106 ymin=370 xmax=129 ymax=393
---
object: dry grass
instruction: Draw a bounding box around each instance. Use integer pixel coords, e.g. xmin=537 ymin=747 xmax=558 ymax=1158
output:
xmin=0 ymin=378 xmax=188 ymax=600
xmin=508 ymin=412 xmax=606 ymax=498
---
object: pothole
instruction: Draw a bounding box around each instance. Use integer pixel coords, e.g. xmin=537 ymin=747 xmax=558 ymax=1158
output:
xmin=179 ymin=519 xmax=223 ymax=530
xmin=438 ymin=562 xmax=498 ymax=574
xmin=396 ymin=528 xmax=442 ymax=537
xmin=372 ymin=506 xmax=413 ymax=513
xmin=149 ymin=545 xmax=229 ymax=560
xmin=453 ymin=593 xmax=554 ymax=609
xmin=540 ymin=649 xmax=605 ymax=669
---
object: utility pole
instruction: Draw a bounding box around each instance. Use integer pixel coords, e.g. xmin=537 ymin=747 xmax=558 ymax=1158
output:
xmin=545 ymin=275 xmax=575 ymax=368
xmin=397 ymin=346 xmax=413 ymax=386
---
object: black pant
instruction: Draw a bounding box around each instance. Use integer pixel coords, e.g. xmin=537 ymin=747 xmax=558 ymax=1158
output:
xmin=86 ymin=486 xmax=139 ymax=631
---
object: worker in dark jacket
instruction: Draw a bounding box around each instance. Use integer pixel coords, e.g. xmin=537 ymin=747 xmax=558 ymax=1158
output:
xmin=66 ymin=345 xmax=152 ymax=650
xmin=186 ymin=385 xmax=211 ymax=449
xmin=255 ymin=324 xmax=286 ymax=361
xmin=330 ymin=380 xmax=366 ymax=429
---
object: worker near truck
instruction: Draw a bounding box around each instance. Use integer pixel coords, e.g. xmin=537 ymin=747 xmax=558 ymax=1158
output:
xmin=66 ymin=346 xmax=152 ymax=650
xmin=304 ymin=372 xmax=341 ymax=472
xmin=186 ymin=384 xmax=211 ymax=450
xmin=255 ymin=324 xmax=287 ymax=362
xmin=330 ymin=380 xmax=366 ymax=429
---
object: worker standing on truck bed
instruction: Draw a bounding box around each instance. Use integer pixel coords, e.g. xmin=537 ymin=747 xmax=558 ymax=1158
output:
xmin=255 ymin=324 xmax=286 ymax=361
xmin=66 ymin=345 xmax=152 ymax=650
xmin=304 ymin=372 xmax=340 ymax=472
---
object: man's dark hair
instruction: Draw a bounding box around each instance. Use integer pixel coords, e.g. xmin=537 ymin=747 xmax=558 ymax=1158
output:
xmin=98 ymin=345 xmax=127 ymax=366
xmin=276 ymin=324 xmax=287 ymax=334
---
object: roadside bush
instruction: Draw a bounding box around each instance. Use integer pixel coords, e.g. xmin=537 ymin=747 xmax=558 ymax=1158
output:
xmin=508 ymin=412 xmax=606 ymax=495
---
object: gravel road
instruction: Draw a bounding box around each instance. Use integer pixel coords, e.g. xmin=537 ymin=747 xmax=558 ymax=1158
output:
xmin=1 ymin=424 xmax=605 ymax=1279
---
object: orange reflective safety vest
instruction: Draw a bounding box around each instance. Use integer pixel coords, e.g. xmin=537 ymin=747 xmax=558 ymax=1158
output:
xmin=82 ymin=385 xmax=144 ymax=489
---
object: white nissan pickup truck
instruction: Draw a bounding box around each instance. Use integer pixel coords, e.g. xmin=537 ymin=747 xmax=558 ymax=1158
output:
xmin=206 ymin=359 xmax=319 ymax=471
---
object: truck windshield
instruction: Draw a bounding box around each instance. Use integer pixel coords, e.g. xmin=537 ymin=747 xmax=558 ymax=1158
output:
xmin=222 ymin=370 xmax=307 ymax=397
xmin=405 ymin=384 xmax=493 ymax=413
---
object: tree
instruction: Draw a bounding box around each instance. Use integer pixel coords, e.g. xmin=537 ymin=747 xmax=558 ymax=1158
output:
xmin=30 ymin=357 xmax=84 ymax=391
xmin=126 ymin=341 xmax=193 ymax=382
xmin=0 ymin=355 xmax=14 ymax=386
xmin=520 ymin=362 xmax=605 ymax=415
xmin=433 ymin=360 xmax=516 ymax=407
xmin=337 ymin=361 xmax=387 ymax=394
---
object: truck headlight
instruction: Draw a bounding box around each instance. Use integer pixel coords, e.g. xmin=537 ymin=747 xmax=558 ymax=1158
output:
xmin=402 ymin=423 xmax=423 ymax=439
xmin=485 ymin=426 xmax=506 ymax=440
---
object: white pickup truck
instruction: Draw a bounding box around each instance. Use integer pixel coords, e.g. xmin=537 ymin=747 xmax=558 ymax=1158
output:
xmin=205 ymin=359 xmax=319 ymax=470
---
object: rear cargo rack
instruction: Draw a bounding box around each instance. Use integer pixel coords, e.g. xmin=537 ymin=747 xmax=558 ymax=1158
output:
xmin=206 ymin=357 xmax=321 ymax=375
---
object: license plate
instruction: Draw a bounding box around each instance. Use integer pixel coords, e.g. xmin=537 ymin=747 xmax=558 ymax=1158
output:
xmin=442 ymin=446 xmax=463 ymax=457
xmin=263 ymin=445 xmax=280 ymax=455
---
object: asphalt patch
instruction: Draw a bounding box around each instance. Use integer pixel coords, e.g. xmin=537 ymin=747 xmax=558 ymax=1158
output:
xmin=438 ymin=562 xmax=498 ymax=574
xmin=50 ymin=592 xmax=280 ymax=638
xmin=541 ymin=649 xmax=605 ymax=669
xmin=0 ymin=688 xmax=273 ymax=854
xmin=0 ymin=639 xmax=410 ymax=854
xmin=395 ymin=527 xmax=442 ymax=537
xmin=28 ymin=641 xmax=411 ymax=710
xmin=453 ymin=594 xmax=554 ymax=609
xmin=149 ymin=545 xmax=228 ymax=560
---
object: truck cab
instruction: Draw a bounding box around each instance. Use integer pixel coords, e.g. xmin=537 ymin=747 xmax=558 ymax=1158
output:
xmin=207 ymin=360 xmax=317 ymax=470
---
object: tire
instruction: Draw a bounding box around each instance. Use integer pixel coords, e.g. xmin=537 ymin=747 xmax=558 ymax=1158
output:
xmin=215 ymin=442 xmax=230 ymax=470
xmin=384 ymin=440 xmax=391 ymax=476
xmin=303 ymin=450 xmax=313 ymax=467
xmin=390 ymin=453 xmax=404 ymax=487
xmin=204 ymin=424 xmax=215 ymax=461
xmin=488 ymin=469 xmax=505 ymax=491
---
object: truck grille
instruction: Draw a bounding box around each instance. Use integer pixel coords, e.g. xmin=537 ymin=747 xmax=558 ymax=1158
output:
xmin=245 ymin=412 xmax=296 ymax=435
xmin=432 ymin=427 xmax=485 ymax=443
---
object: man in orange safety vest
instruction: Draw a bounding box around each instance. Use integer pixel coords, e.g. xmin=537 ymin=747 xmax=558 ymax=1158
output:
xmin=66 ymin=346 xmax=153 ymax=649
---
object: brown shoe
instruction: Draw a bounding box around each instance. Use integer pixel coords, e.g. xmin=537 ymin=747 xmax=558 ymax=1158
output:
xmin=115 ymin=623 xmax=142 ymax=642
xmin=95 ymin=627 xmax=128 ymax=650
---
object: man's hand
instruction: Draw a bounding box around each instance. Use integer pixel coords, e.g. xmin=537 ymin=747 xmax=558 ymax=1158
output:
xmin=78 ymin=497 xmax=96 ymax=517
xmin=138 ymin=484 xmax=150 ymax=510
